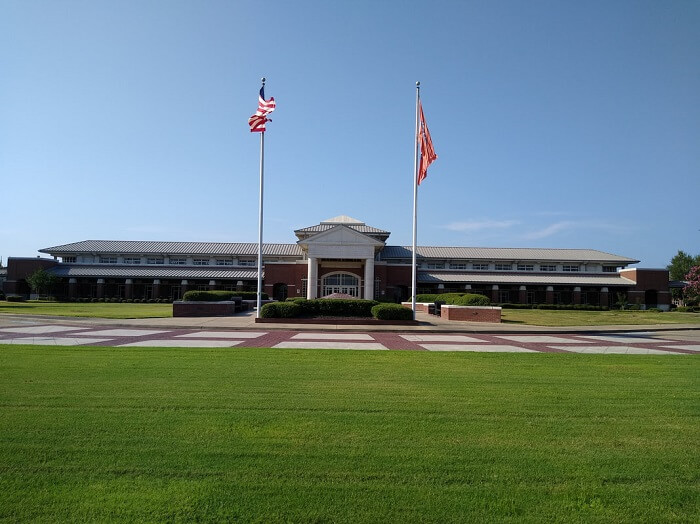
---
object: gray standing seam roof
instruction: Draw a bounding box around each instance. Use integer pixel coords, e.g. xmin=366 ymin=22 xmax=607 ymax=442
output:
xmin=40 ymin=240 xmax=303 ymax=257
xmin=381 ymin=246 xmax=638 ymax=263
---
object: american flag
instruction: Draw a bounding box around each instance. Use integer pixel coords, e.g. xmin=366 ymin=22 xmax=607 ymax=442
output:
xmin=248 ymin=86 xmax=276 ymax=132
xmin=417 ymin=100 xmax=437 ymax=185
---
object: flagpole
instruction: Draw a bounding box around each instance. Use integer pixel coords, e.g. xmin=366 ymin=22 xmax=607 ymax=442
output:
xmin=411 ymin=82 xmax=420 ymax=320
xmin=256 ymin=78 xmax=266 ymax=318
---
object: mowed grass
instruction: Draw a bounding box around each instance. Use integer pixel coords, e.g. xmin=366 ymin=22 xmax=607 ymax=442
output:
xmin=502 ymin=308 xmax=700 ymax=326
xmin=0 ymin=300 xmax=172 ymax=318
xmin=0 ymin=346 xmax=697 ymax=522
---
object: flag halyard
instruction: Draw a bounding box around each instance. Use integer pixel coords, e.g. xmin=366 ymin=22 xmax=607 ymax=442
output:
xmin=249 ymin=86 xmax=276 ymax=132
xmin=417 ymin=101 xmax=437 ymax=185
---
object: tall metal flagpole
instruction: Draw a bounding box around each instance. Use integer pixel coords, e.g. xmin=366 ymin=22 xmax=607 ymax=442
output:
xmin=411 ymin=82 xmax=421 ymax=319
xmin=256 ymin=78 xmax=266 ymax=318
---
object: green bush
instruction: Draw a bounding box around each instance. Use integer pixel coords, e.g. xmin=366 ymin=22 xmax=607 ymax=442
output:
xmin=371 ymin=303 xmax=414 ymax=320
xmin=316 ymin=299 xmax=378 ymax=317
xmin=5 ymin=295 xmax=25 ymax=302
xmin=183 ymin=290 xmax=268 ymax=302
xmin=415 ymin=293 xmax=490 ymax=306
xmin=675 ymin=306 xmax=698 ymax=313
xmin=452 ymin=294 xmax=491 ymax=306
xmin=260 ymin=302 xmax=301 ymax=318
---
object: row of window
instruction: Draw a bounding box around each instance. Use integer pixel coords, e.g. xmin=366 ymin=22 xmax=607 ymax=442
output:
xmin=423 ymin=262 xmax=604 ymax=272
xmin=64 ymin=256 xmax=619 ymax=274
xmin=70 ymin=256 xmax=258 ymax=266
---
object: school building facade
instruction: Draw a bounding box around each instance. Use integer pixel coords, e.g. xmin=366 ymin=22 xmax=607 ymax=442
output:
xmin=3 ymin=215 xmax=671 ymax=309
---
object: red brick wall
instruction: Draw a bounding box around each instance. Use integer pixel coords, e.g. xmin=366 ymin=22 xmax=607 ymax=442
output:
xmin=4 ymin=257 xmax=59 ymax=295
xmin=441 ymin=306 xmax=502 ymax=323
xmin=264 ymin=263 xmax=307 ymax=297
xmin=173 ymin=301 xmax=240 ymax=317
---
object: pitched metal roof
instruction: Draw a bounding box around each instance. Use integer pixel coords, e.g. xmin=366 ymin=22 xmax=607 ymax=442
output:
xmin=49 ymin=265 xmax=260 ymax=280
xmin=417 ymin=271 xmax=636 ymax=286
xmin=40 ymin=240 xmax=303 ymax=257
xmin=381 ymin=246 xmax=638 ymax=264
xmin=295 ymin=224 xmax=390 ymax=235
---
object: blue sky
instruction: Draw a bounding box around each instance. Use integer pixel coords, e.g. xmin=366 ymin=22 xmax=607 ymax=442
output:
xmin=2 ymin=0 xmax=698 ymax=268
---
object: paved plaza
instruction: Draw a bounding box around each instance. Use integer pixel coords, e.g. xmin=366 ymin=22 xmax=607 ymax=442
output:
xmin=0 ymin=320 xmax=698 ymax=354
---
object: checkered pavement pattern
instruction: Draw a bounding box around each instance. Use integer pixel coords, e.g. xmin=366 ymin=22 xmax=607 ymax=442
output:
xmin=0 ymin=325 xmax=698 ymax=354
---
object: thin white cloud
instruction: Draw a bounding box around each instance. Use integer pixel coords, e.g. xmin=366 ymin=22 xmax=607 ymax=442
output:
xmin=522 ymin=221 xmax=575 ymax=240
xmin=443 ymin=219 xmax=520 ymax=233
xmin=522 ymin=220 xmax=632 ymax=241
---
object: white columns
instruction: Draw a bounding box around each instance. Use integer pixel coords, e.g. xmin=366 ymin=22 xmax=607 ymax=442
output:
xmin=364 ymin=256 xmax=374 ymax=300
xmin=307 ymin=257 xmax=318 ymax=299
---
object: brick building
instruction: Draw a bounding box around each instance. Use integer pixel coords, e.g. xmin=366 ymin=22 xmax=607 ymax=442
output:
xmin=3 ymin=215 xmax=671 ymax=309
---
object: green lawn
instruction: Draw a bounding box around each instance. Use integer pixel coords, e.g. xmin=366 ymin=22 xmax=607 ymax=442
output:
xmin=0 ymin=346 xmax=697 ymax=522
xmin=0 ymin=300 xmax=172 ymax=318
xmin=502 ymin=308 xmax=700 ymax=326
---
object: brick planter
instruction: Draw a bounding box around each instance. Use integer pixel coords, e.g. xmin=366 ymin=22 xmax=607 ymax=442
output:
xmin=440 ymin=305 xmax=502 ymax=323
xmin=173 ymin=300 xmax=244 ymax=317
xmin=401 ymin=302 xmax=433 ymax=313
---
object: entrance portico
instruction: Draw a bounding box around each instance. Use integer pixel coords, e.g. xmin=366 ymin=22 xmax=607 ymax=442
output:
xmin=298 ymin=217 xmax=385 ymax=299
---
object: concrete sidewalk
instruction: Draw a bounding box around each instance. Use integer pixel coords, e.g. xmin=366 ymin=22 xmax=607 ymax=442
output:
xmin=2 ymin=311 xmax=699 ymax=334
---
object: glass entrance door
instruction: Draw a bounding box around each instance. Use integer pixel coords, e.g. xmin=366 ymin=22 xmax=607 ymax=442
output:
xmin=322 ymin=273 xmax=359 ymax=297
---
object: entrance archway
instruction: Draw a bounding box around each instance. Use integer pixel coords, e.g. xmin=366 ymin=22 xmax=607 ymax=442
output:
xmin=322 ymin=272 xmax=359 ymax=297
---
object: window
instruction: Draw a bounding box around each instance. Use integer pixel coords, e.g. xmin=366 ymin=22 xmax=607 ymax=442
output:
xmin=169 ymin=257 xmax=186 ymax=265
xmin=238 ymin=259 xmax=256 ymax=267
xmin=193 ymin=258 xmax=210 ymax=266
xmin=472 ymin=263 xmax=489 ymax=270
xmin=124 ymin=257 xmax=141 ymax=265
xmin=426 ymin=262 xmax=444 ymax=269
xmin=147 ymin=257 xmax=164 ymax=265
xmin=99 ymin=256 xmax=117 ymax=264
xmin=517 ymin=264 xmax=534 ymax=271
xmin=495 ymin=264 xmax=512 ymax=271
xmin=450 ymin=262 xmax=467 ymax=270
xmin=322 ymin=273 xmax=359 ymax=297
xmin=62 ymin=256 xmax=76 ymax=264
xmin=215 ymin=259 xmax=234 ymax=266
xmin=603 ymin=266 xmax=617 ymax=273
xmin=540 ymin=264 xmax=557 ymax=272
xmin=562 ymin=265 xmax=580 ymax=272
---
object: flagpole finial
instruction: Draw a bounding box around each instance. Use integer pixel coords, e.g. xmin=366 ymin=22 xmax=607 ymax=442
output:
xmin=416 ymin=81 xmax=420 ymax=87
xmin=261 ymin=77 xmax=266 ymax=85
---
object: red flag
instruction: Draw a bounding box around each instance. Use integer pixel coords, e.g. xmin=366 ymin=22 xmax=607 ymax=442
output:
xmin=417 ymin=100 xmax=437 ymax=185
xmin=248 ymin=86 xmax=276 ymax=132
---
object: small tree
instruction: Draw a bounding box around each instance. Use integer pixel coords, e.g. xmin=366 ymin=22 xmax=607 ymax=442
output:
xmin=25 ymin=268 xmax=59 ymax=299
xmin=684 ymin=266 xmax=700 ymax=306
xmin=668 ymin=251 xmax=700 ymax=303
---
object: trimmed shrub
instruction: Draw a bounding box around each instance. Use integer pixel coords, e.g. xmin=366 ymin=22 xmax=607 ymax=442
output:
xmin=6 ymin=295 xmax=25 ymax=302
xmin=183 ymin=290 xmax=268 ymax=302
xmin=316 ymin=299 xmax=378 ymax=317
xmin=260 ymin=302 xmax=300 ymax=318
xmin=452 ymin=294 xmax=491 ymax=306
xmin=371 ymin=303 xmax=413 ymax=320
xmin=675 ymin=306 xmax=698 ymax=313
